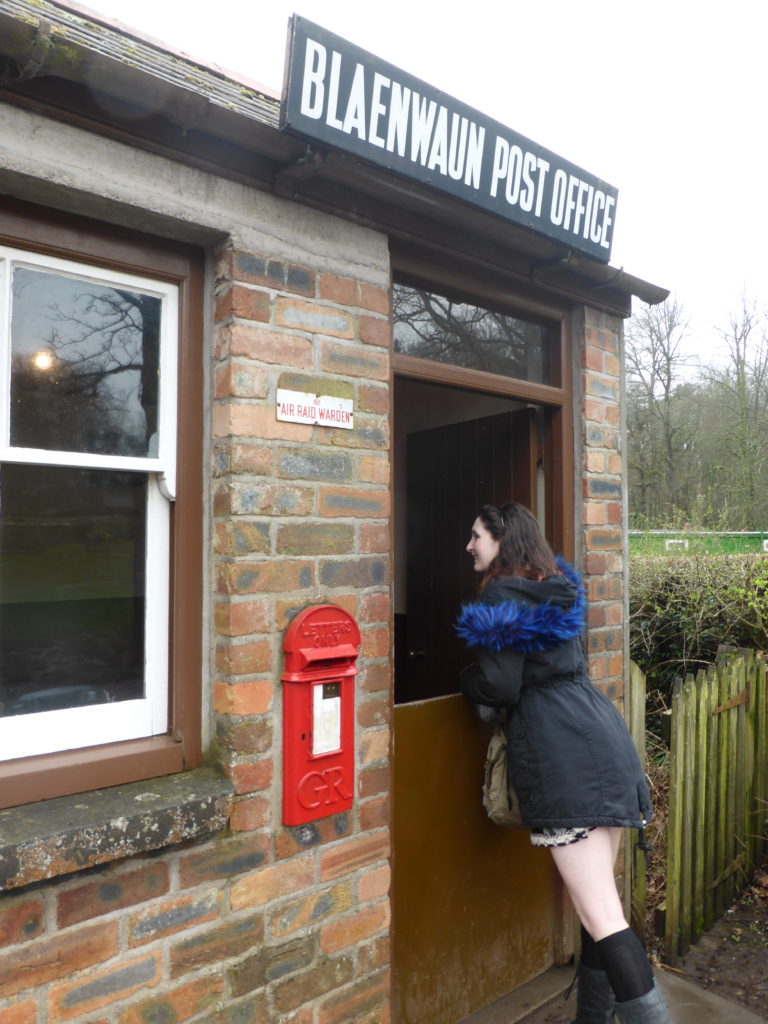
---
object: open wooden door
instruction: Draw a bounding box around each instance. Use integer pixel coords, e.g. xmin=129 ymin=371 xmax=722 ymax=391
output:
xmin=393 ymin=397 xmax=561 ymax=1024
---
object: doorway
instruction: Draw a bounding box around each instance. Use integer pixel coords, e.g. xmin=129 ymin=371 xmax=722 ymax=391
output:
xmin=392 ymin=377 xmax=564 ymax=1024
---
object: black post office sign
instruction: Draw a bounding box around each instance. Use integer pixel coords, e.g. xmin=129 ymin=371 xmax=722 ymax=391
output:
xmin=281 ymin=17 xmax=618 ymax=263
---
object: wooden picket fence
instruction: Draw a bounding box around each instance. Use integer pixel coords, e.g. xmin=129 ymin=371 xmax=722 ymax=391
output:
xmin=629 ymin=650 xmax=768 ymax=963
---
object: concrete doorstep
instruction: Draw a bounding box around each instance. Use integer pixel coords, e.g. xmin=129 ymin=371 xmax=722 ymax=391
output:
xmin=459 ymin=965 xmax=768 ymax=1023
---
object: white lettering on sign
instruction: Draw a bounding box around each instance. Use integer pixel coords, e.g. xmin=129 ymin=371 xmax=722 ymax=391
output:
xmin=284 ymin=19 xmax=619 ymax=260
xmin=276 ymin=388 xmax=354 ymax=429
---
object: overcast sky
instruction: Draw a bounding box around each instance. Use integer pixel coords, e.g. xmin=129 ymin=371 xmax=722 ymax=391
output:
xmin=70 ymin=0 xmax=768 ymax=362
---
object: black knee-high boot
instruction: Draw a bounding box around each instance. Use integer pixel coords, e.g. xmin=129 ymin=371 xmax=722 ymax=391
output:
xmin=571 ymin=962 xmax=615 ymax=1023
xmin=595 ymin=929 xmax=671 ymax=1023
xmin=613 ymin=983 xmax=671 ymax=1023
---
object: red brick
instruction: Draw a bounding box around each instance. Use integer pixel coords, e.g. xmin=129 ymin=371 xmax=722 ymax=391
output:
xmin=361 ymin=626 xmax=389 ymax=660
xmin=275 ymin=297 xmax=354 ymax=338
xmin=357 ymin=384 xmax=390 ymax=415
xmin=317 ymin=972 xmax=390 ymax=1024
xmin=604 ymin=353 xmax=620 ymax=377
xmin=359 ymin=663 xmax=391 ymax=694
xmin=0 ymin=1000 xmax=37 ymax=1024
xmin=57 ymin=863 xmax=169 ymax=928
xmin=607 ymin=502 xmax=622 ymax=524
xmin=215 ymin=639 xmax=273 ymax=676
xmin=212 ymin=403 xmax=313 ymax=442
xmin=360 ymin=728 xmax=390 ymax=765
xmin=318 ymin=274 xmax=389 ymax=314
xmin=127 ymin=892 xmax=220 ymax=947
xmin=272 ymin=954 xmax=355 ymax=1014
xmin=588 ymin=629 xmax=622 ymax=654
xmin=0 ymin=899 xmax=44 ymax=947
xmin=213 ymin=679 xmax=273 ymax=716
xmin=583 ymin=501 xmax=607 ymax=525
xmin=229 ymin=795 xmax=272 ymax=831
xmin=320 ymin=902 xmax=390 ymax=953
xmin=170 ymin=916 xmax=265 ymax=978
xmin=269 ymin=883 xmax=354 ymax=939
xmin=358 ymin=455 xmax=390 ymax=485
xmin=359 ymin=934 xmax=391 ymax=974
xmin=216 ymin=560 xmax=314 ymax=596
xmin=360 ymin=523 xmax=390 ymax=553
xmin=223 ymin=323 xmax=314 ymax=366
xmin=218 ymin=250 xmax=315 ymax=297
xmin=584 ymin=553 xmax=607 ymax=575
xmin=214 ymin=363 xmax=269 ymax=399
xmin=0 ymin=922 xmax=118 ymax=1000
xmin=358 ymin=592 xmax=390 ymax=624
xmin=228 ymin=758 xmax=274 ymax=795
xmin=588 ymin=605 xmax=607 ymax=629
xmin=585 ymin=528 xmax=622 ymax=549
xmin=48 ymin=953 xmax=161 ymax=1020
xmin=118 ymin=976 xmax=224 ymax=1024
xmin=319 ymin=341 xmax=388 ymax=380
xmin=359 ymin=315 xmax=390 ymax=346
xmin=357 ymin=696 xmax=391 ymax=731
xmin=358 ymin=763 xmax=390 ymax=799
xmin=178 ymin=834 xmax=270 ymax=888
xmin=277 ymin=1010 xmax=314 ymax=1024
xmin=319 ymin=832 xmax=390 ymax=882
xmin=318 ymin=486 xmax=389 ymax=518
xmin=215 ymin=284 xmax=270 ymax=323
xmin=215 ymin=599 xmax=271 ymax=637
xmin=214 ymin=521 xmax=271 ymax=557
xmin=606 ymin=603 xmax=624 ymax=626
xmin=359 ymin=795 xmax=390 ymax=831
xmin=359 ymin=864 xmax=391 ymax=903
xmin=231 ymin=855 xmax=314 ymax=910
xmin=215 ymin=442 xmax=273 ymax=476
xmin=583 ymin=347 xmax=603 ymax=371
xmin=216 ymin=716 xmax=273 ymax=759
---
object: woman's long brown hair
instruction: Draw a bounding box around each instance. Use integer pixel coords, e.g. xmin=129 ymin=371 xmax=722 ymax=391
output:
xmin=478 ymin=502 xmax=558 ymax=586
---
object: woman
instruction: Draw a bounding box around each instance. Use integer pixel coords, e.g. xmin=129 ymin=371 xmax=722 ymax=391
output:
xmin=456 ymin=503 xmax=670 ymax=1024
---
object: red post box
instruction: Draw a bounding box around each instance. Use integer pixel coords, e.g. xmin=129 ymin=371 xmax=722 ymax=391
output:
xmin=282 ymin=604 xmax=361 ymax=826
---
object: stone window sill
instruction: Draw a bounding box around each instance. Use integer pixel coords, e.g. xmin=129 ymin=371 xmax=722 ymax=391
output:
xmin=0 ymin=767 xmax=234 ymax=891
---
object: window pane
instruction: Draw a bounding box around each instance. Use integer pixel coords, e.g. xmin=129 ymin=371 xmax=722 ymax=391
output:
xmin=393 ymin=283 xmax=555 ymax=384
xmin=10 ymin=266 xmax=161 ymax=456
xmin=0 ymin=464 xmax=146 ymax=718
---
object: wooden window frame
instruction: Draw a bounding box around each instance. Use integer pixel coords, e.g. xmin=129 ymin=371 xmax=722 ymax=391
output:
xmin=0 ymin=198 xmax=204 ymax=809
xmin=391 ymin=248 xmax=575 ymax=559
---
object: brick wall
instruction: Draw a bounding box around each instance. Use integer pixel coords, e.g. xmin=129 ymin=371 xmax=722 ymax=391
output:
xmin=0 ymin=243 xmax=393 ymax=1024
xmin=0 ymin=247 xmax=631 ymax=1024
xmin=579 ymin=305 xmax=626 ymax=703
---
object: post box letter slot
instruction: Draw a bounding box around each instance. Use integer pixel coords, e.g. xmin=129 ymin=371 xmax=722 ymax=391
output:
xmin=312 ymin=681 xmax=342 ymax=755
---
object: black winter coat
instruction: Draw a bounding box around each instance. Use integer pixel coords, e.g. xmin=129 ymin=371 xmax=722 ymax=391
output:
xmin=456 ymin=561 xmax=651 ymax=830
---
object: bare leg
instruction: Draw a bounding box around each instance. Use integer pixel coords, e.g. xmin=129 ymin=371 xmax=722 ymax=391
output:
xmin=549 ymin=826 xmax=627 ymax=940
xmin=551 ymin=828 xmax=672 ymax=1020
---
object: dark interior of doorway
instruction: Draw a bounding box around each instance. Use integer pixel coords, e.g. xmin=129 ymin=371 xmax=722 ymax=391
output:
xmin=394 ymin=376 xmax=545 ymax=705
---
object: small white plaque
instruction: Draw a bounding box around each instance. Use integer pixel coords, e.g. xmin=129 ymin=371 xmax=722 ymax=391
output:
xmin=312 ymin=682 xmax=342 ymax=756
xmin=276 ymin=388 xmax=353 ymax=429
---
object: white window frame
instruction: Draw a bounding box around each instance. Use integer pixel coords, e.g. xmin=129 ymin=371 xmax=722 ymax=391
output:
xmin=0 ymin=246 xmax=178 ymax=760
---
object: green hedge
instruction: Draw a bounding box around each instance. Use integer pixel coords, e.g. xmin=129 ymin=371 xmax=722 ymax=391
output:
xmin=629 ymin=554 xmax=768 ymax=699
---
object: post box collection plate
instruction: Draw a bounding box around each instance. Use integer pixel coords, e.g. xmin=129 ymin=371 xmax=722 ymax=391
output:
xmin=282 ymin=605 xmax=361 ymax=826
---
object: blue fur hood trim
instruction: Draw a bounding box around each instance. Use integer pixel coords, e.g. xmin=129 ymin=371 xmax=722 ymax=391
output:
xmin=455 ymin=557 xmax=586 ymax=653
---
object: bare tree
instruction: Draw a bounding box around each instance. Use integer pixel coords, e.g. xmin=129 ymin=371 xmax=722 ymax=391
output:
xmin=625 ymin=297 xmax=696 ymax=524
xmin=699 ymin=297 xmax=768 ymax=528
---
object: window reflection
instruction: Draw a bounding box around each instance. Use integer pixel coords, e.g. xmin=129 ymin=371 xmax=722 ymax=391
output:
xmin=10 ymin=267 xmax=161 ymax=456
xmin=393 ymin=283 xmax=554 ymax=384
xmin=0 ymin=464 xmax=146 ymax=717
